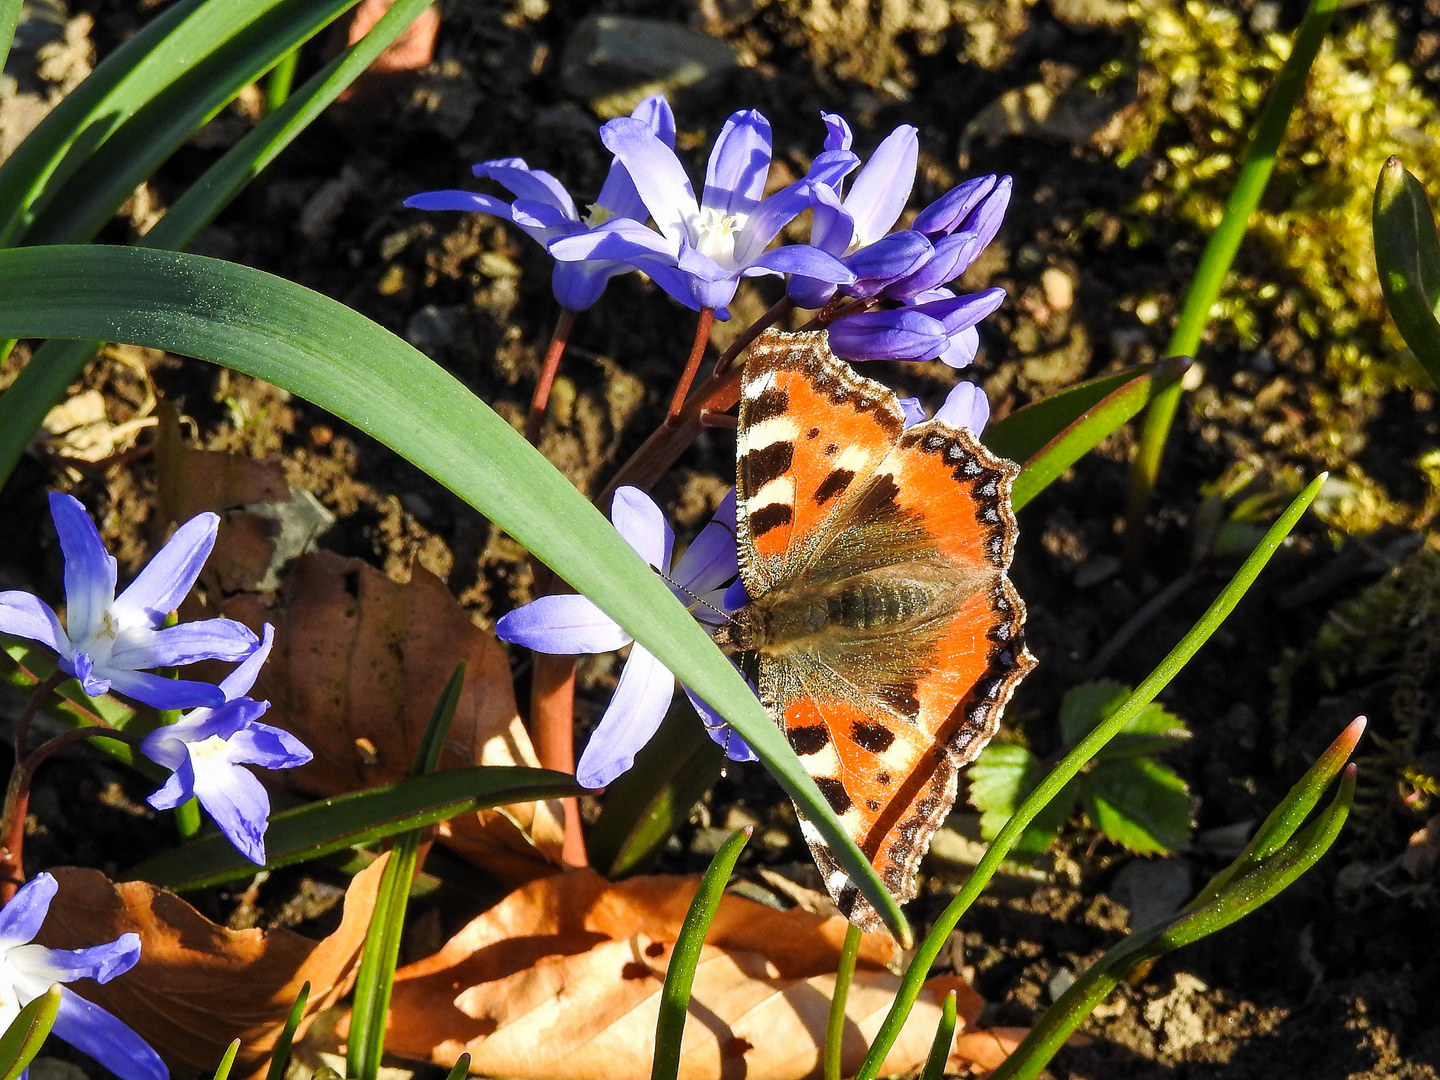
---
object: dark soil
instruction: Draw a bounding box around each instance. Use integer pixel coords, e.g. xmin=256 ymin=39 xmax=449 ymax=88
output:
xmin=3 ymin=0 xmax=1440 ymax=1077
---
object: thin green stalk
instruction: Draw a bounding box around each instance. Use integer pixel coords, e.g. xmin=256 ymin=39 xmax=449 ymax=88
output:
xmin=918 ymin=990 xmax=957 ymax=1080
xmin=1124 ymin=0 xmax=1339 ymax=558
xmin=0 ymin=0 xmax=439 ymax=490
xmin=442 ymin=1055 xmax=471 ymax=1080
xmin=989 ymin=763 xmax=1354 ymax=1080
xmin=652 ymin=828 xmax=750 ymax=1080
xmin=347 ymin=666 xmax=464 ymax=1080
xmin=854 ymin=473 xmax=1325 ymax=1080
xmin=824 ymin=923 xmax=863 ymax=1080
xmin=265 ymin=48 xmax=300 ymax=113
xmin=263 ymin=982 xmax=309 ymax=1080
xmin=210 ymin=1040 xmax=241 ymax=1080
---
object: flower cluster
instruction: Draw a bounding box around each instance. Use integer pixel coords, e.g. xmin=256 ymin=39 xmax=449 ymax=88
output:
xmin=0 ymin=874 xmax=167 ymax=1080
xmin=407 ymin=97 xmax=1010 ymax=367
xmin=0 ymin=494 xmax=310 ymax=862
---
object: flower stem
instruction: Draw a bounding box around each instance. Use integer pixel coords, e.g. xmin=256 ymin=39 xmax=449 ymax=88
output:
xmin=530 ymin=651 xmax=588 ymax=866
xmin=525 ymin=308 xmax=578 ymax=446
xmin=712 ymin=296 xmax=793 ymax=376
xmin=665 ymin=308 xmax=716 ymax=424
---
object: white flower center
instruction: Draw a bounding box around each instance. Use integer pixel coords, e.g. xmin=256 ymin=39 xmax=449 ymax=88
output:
xmin=688 ymin=207 xmax=747 ymax=265
xmin=583 ymin=202 xmax=615 ymax=228
xmin=188 ymin=734 xmax=233 ymax=768
xmin=73 ymin=607 xmax=149 ymax=667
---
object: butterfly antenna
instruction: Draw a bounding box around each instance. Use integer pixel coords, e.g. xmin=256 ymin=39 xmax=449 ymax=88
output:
xmin=658 ymin=568 xmax=736 ymax=627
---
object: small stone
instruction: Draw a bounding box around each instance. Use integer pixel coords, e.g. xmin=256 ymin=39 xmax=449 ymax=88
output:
xmin=1047 ymin=967 xmax=1076 ymax=1001
xmin=1073 ymin=554 xmax=1121 ymax=589
xmin=1049 ymin=0 xmax=1128 ymax=29
xmin=1041 ymin=267 xmax=1075 ymax=312
xmin=560 ymin=15 xmax=741 ymax=119
xmin=405 ymin=304 xmax=463 ymax=358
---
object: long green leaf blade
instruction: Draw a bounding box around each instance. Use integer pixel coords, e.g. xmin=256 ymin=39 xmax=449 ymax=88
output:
xmin=983 ymin=361 xmax=1161 ymax=465
xmin=652 ymin=828 xmax=750 ymax=1080
xmin=1374 ymin=157 xmax=1440 ymax=387
xmin=125 ymin=765 xmax=578 ymax=890
xmin=0 ymin=244 xmax=907 ymax=941
xmin=0 ymin=0 xmax=20 ymax=74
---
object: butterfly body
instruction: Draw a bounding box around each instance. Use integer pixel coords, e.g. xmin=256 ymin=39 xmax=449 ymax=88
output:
xmin=731 ymin=327 xmax=1035 ymax=930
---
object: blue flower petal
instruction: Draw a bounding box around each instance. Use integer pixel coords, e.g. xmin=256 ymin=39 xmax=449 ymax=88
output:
xmin=0 ymin=593 xmax=68 ymax=658
xmin=682 ymin=681 xmax=759 ymax=763
xmin=672 ymin=491 xmax=738 ymax=595
xmin=912 ymin=174 xmax=998 ymax=237
xmin=495 ymin=594 xmax=632 ymax=654
xmin=144 ymin=755 xmax=195 ymax=810
xmin=10 ymin=933 xmax=140 ymax=984
xmin=114 ymin=512 xmax=219 ymax=624
xmin=843 ymin=124 xmax=919 ymax=246
xmin=104 ymin=669 xmax=225 ymax=711
xmin=192 ymin=762 xmax=271 ymax=865
xmin=111 ymin=618 xmax=258 ymax=670
xmin=218 ymin=623 xmax=274 ymax=700
xmin=574 ymin=643 xmax=675 ymax=788
xmin=48 ymin=493 xmax=116 ymax=644
xmin=827 ymin=308 xmax=947 ymax=362
xmin=225 ymin=722 xmax=313 ymax=770
xmin=703 ymin=110 xmax=772 ymax=220
xmin=610 ymin=486 xmax=673 ymax=571
xmin=51 ymin=985 xmax=169 ymax=1080
xmin=934 ymin=382 xmax=991 ymax=433
xmin=0 ymin=873 xmax=56 ymax=944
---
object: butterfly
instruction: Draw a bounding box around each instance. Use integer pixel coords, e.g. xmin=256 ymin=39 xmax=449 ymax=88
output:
xmin=727 ymin=327 xmax=1035 ymax=930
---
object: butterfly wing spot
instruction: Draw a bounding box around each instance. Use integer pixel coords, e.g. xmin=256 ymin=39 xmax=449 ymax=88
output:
xmin=788 ymin=724 xmax=831 ymax=755
xmin=749 ymin=386 xmax=790 ymax=426
xmin=824 ymin=443 xmax=839 ymax=457
xmin=814 ymin=775 xmax=854 ymax=815
xmin=814 ymin=468 xmax=856 ymax=506
xmin=748 ymin=502 xmax=793 ymax=539
xmin=806 ymin=427 xmax=821 ymax=440
xmin=741 ymin=440 xmax=795 ymax=492
xmin=850 ymin=720 xmax=896 ymax=754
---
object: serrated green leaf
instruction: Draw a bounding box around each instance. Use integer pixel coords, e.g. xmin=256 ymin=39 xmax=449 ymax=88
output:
xmin=1080 ymin=758 xmax=1192 ymax=855
xmin=1059 ymin=680 xmax=1188 ymax=757
xmin=968 ymin=744 xmax=1072 ymax=858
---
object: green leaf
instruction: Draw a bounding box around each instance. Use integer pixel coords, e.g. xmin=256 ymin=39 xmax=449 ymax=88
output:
xmin=1059 ymin=680 xmax=1189 ymax=757
xmin=983 ymin=363 xmax=1157 ymax=465
xmin=0 ymin=0 xmax=20 ymax=75
xmin=0 ymin=244 xmax=908 ymax=942
xmin=919 ymin=989 xmax=958 ymax=1080
xmin=1011 ymin=357 xmax=1190 ymax=512
xmin=0 ymin=985 xmax=60 ymax=1080
xmin=264 ymin=983 xmax=309 ymax=1080
xmin=125 ymin=766 xmax=579 ymax=891
xmin=1080 ymin=758 xmax=1192 ymax=855
xmin=1374 ymin=157 xmax=1440 ymax=387
xmin=653 ymin=828 xmax=750 ymax=1080
xmin=211 ymin=1040 xmax=241 ymax=1080
xmin=967 ymin=744 xmax=1072 ymax=859
xmin=348 ymin=667 xmax=463 ymax=1080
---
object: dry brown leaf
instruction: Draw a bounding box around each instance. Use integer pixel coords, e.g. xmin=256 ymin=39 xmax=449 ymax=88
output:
xmin=228 ymin=550 xmax=566 ymax=884
xmin=385 ymin=870 xmax=996 ymax=1080
xmin=34 ymin=856 xmax=388 ymax=1080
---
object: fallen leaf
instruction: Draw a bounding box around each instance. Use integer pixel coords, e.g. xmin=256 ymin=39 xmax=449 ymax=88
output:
xmin=952 ymin=1028 xmax=1029 ymax=1073
xmin=384 ymin=870 xmax=993 ymax=1080
xmin=35 ymin=856 xmax=388 ymax=1080
xmin=228 ymin=550 xmax=566 ymax=884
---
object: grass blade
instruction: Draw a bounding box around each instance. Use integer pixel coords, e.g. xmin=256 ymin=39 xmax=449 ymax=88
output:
xmin=348 ymin=667 xmax=464 ymax=1080
xmin=1124 ymin=0 xmax=1340 ymax=551
xmin=124 ymin=765 xmax=578 ymax=890
xmin=854 ymin=473 xmax=1325 ymax=1080
xmin=211 ymin=1040 xmax=241 ymax=1080
xmin=652 ymin=828 xmax=750 ymax=1080
xmin=824 ymin=923 xmax=863 ymax=1080
xmin=0 ymin=985 xmax=60 ymax=1080
xmin=1011 ymin=357 xmax=1190 ymax=512
xmin=918 ymin=990 xmax=957 ymax=1080
xmin=0 ymin=244 xmax=909 ymax=943
xmin=983 ymin=361 xmax=1163 ymax=465
xmin=0 ymin=0 xmax=19 ymax=74
xmin=264 ymin=982 xmax=309 ymax=1080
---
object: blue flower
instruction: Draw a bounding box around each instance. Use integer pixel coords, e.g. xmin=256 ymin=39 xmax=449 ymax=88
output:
xmin=140 ymin=626 xmax=311 ymax=865
xmin=549 ymin=109 xmax=855 ymax=314
xmin=405 ymin=96 xmax=696 ymax=312
xmin=827 ymin=287 xmax=1006 ymax=365
xmin=496 ymin=487 xmax=754 ymax=787
xmin=0 ymin=494 xmax=258 ymax=710
xmin=0 ymin=873 xmax=167 ymax=1080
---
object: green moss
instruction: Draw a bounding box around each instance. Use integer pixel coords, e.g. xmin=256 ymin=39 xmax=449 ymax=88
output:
xmin=1124 ymin=1 xmax=1440 ymax=405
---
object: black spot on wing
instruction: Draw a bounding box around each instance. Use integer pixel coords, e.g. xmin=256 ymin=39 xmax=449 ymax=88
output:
xmin=850 ymin=720 xmax=896 ymax=753
xmin=815 ymin=776 xmax=853 ymax=815
xmin=814 ymin=468 xmax=855 ymax=506
xmin=748 ymin=387 xmax=789 ymax=425
xmin=788 ymin=725 xmax=831 ymax=755
xmin=749 ymin=502 xmax=793 ymax=538
xmin=740 ymin=440 xmax=794 ymax=493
